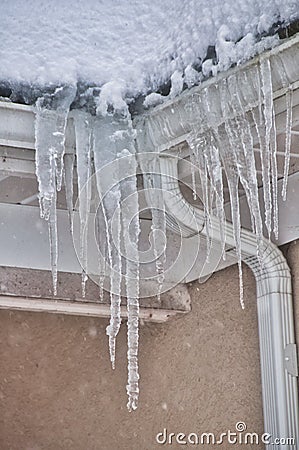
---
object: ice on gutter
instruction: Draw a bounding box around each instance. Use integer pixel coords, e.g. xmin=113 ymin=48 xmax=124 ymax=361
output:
xmin=136 ymin=33 xmax=299 ymax=307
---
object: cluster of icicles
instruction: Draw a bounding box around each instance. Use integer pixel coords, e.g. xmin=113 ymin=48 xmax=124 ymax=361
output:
xmin=35 ymin=90 xmax=140 ymax=411
xmin=185 ymin=56 xmax=293 ymax=308
xmin=34 ymin=54 xmax=293 ymax=410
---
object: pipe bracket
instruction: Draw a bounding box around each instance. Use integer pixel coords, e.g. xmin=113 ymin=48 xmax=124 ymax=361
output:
xmin=284 ymin=343 xmax=298 ymax=377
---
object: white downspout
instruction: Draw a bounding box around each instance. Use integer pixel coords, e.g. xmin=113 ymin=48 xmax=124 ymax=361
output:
xmin=156 ymin=154 xmax=299 ymax=448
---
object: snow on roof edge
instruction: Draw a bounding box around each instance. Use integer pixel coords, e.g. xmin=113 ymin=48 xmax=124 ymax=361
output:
xmin=1 ymin=4 xmax=299 ymax=116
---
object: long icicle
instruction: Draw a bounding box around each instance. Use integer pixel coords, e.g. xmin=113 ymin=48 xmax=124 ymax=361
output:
xmin=64 ymin=153 xmax=75 ymax=233
xmin=282 ymin=89 xmax=293 ymax=200
xmin=139 ymin=150 xmax=167 ymax=301
xmin=245 ymin=65 xmax=272 ymax=239
xmin=48 ymin=164 xmax=58 ymax=296
xmin=35 ymin=104 xmax=57 ymax=221
xmin=228 ymin=74 xmax=263 ymax=261
xmin=118 ymin=138 xmax=140 ymax=412
xmin=218 ymin=80 xmax=245 ymax=308
xmin=51 ymin=86 xmax=76 ymax=191
xmin=251 ymin=106 xmax=272 ymax=238
xmin=208 ymin=129 xmax=226 ymax=258
xmin=188 ymin=132 xmax=212 ymax=260
xmin=151 ymin=156 xmax=166 ymax=301
xmin=35 ymin=88 xmax=74 ymax=295
xmin=260 ymin=57 xmax=278 ymax=239
xmin=219 ymin=126 xmax=244 ymax=309
xmin=93 ymin=116 xmax=122 ymax=370
xmin=270 ymin=107 xmax=279 ymax=240
xmin=250 ymin=66 xmax=273 ymax=239
xmin=95 ymin=203 xmax=108 ymax=303
xmin=73 ymin=111 xmax=92 ymax=298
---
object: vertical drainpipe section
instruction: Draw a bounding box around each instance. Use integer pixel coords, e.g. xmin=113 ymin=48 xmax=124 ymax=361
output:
xmin=155 ymin=155 xmax=299 ymax=449
xmin=245 ymin=246 xmax=299 ymax=448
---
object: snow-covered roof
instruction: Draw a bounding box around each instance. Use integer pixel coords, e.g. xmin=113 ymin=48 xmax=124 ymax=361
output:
xmin=1 ymin=0 xmax=299 ymax=109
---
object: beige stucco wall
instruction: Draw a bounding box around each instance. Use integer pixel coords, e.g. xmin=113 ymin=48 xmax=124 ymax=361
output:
xmin=1 ymin=241 xmax=299 ymax=449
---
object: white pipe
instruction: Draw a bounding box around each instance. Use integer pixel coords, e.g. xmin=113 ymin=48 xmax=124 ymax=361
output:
xmin=157 ymin=155 xmax=299 ymax=449
xmin=140 ymin=154 xmax=204 ymax=237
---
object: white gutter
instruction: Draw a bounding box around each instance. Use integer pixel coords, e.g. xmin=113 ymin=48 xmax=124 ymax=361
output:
xmin=135 ymin=34 xmax=299 ymax=154
xmin=157 ymin=155 xmax=299 ymax=448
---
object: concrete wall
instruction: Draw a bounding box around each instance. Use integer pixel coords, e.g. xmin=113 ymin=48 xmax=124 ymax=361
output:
xmin=3 ymin=242 xmax=299 ymax=449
